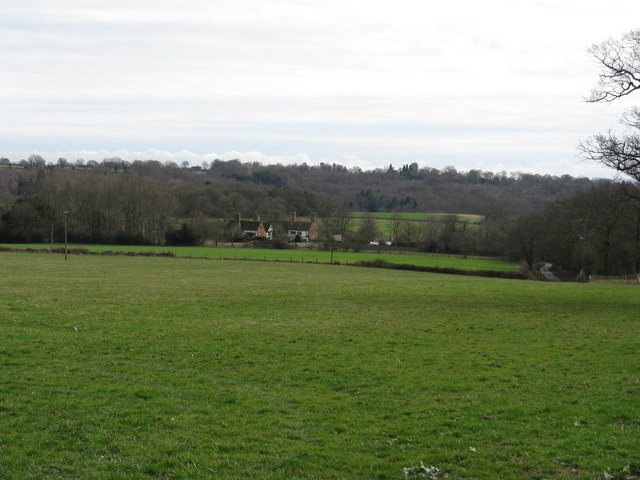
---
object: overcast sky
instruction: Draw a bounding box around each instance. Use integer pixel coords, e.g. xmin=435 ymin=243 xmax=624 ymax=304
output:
xmin=2 ymin=0 xmax=640 ymax=178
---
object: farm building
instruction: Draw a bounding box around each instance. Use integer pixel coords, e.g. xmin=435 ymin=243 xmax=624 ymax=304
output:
xmin=226 ymin=214 xmax=273 ymax=240
xmin=277 ymin=212 xmax=318 ymax=242
xmin=226 ymin=212 xmax=318 ymax=242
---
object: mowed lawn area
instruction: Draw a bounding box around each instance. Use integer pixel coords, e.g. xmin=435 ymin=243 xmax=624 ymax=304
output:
xmin=0 ymin=243 xmax=518 ymax=272
xmin=0 ymin=253 xmax=638 ymax=479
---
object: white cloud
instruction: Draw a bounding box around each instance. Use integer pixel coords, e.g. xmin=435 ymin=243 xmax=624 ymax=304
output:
xmin=483 ymin=157 xmax=619 ymax=179
xmin=7 ymin=148 xmax=313 ymax=167
xmin=216 ymin=151 xmax=312 ymax=165
xmin=5 ymin=147 xmax=619 ymax=180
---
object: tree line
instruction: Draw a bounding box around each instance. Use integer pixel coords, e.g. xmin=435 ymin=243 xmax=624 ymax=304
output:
xmin=1 ymin=155 xmax=595 ymax=216
xmin=510 ymin=182 xmax=640 ymax=277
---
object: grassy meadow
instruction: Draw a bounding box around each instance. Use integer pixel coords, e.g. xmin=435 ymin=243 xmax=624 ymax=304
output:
xmin=348 ymin=212 xmax=483 ymax=223
xmin=0 ymin=243 xmax=517 ymax=273
xmin=341 ymin=212 xmax=482 ymax=237
xmin=1 ymin=252 xmax=639 ymax=479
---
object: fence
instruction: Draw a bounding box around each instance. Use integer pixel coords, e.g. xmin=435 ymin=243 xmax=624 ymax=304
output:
xmin=589 ymin=273 xmax=640 ymax=285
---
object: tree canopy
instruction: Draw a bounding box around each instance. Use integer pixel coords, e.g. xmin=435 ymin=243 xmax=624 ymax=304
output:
xmin=580 ymin=28 xmax=640 ymax=181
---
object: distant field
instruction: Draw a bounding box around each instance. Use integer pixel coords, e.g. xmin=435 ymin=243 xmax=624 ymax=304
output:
xmin=0 ymin=243 xmax=517 ymax=272
xmin=0 ymin=252 xmax=638 ymax=479
xmin=297 ymin=213 xmax=483 ymax=237
xmin=349 ymin=212 xmax=483 ymax=223
xmin=345 ymin=212 xmax=483 ymax=237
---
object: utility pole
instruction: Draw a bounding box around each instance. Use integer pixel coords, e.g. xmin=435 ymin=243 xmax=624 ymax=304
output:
xmin=63 ymin=210 xmax=69 ymax=261
xmin=330 ymin=233 xmax=335 ymax=264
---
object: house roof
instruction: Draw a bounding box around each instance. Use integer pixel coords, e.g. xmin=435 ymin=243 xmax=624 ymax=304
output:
xmin=226 ymin=219 xmax=263 ymax=231
xmin=226 ymin=216 xmax=313 ymax=233
xmin=282 ymin=221 xmax=312 ymax=231
xmin=239 ymin=220 xmax=262 ymax=230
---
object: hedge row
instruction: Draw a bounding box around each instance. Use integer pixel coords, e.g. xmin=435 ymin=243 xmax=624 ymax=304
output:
xmin=0 ymin=246 xmax=176 ymax=257
xmin=352 ymin=259 xmax=528 ymax=280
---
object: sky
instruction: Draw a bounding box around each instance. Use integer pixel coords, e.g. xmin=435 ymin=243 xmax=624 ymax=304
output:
xmin=1 ymin=0 xmax=640 ymax=179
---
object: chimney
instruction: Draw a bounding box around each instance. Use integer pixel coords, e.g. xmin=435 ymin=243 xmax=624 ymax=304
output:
xmin=234 ymin=213 xmax=241 ymax=227
xmin=310 ymin=214 xmax=316 ymax=224
xmin=290 ymin=212 xmax=296 ymax=223
xmin=255 ymin=215 xmax=261 ymax=222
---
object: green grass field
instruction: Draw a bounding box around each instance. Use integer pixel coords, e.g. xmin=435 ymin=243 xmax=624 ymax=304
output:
xmin=349 ymin=212 xmax=483 ymax=223
xmin=344 ymin=213 xmax=482 ymax=238
xmin=298 ymin=212 xmax=482 ymax=238
xmin=1 ymin=252 xmax=638 ymax=479
xmin=0 ymin=243 xmax=518 ymax=272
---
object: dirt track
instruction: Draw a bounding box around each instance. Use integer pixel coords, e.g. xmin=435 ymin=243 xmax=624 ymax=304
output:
xmin=540 ymin=262 xmax=561 ymax=281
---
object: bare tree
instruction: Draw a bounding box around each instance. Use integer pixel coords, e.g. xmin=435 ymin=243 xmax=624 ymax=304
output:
xmin=398 ymin=221 xmax=420 ymax=247
xmin=38 ymin=167 xmax=70 ymax=249
xmin=508 ymin=212 xmax=547 ymax=273
xmin=580 ymin=29 xmax=640 ymax=180
xmin=439 ymin=214 xmax=460 ymax=253
xmin=316 ymin=200 xmax=351 ymax=261
xmin=586 ymin=29 xmax=640 ymax=103
xmin=387 ymin=213 xmax=402 ymax=245
xmin=355 ymin=214 xmax=380 ymax=246
xmin=187 ymin=212 xmax=215 ymax=246
xmin=27 ymin=154 xmax=46 ymax=169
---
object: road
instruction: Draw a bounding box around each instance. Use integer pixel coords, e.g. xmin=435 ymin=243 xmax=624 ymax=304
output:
xmin=540 ymin=262 xmax=561 ymax=282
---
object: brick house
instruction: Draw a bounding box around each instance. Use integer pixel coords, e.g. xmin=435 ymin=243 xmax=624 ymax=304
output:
xmin=226 ymin=214 xmax=273 ymax=240
xmin=278 ymin=212 xmax=318 ymax=242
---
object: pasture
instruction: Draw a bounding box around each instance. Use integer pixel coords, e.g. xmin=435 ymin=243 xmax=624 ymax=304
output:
xmin=0 ymin=252 xmax=638 ymax=479
xmin=342 ymin=212 xmax=482 ymax=238
xmin=348 ymin=212 xmax=483 ymax=223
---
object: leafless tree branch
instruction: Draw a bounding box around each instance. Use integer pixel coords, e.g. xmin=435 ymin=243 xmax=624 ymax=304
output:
xmin=587 ymin=29 xmax=640 ymax=103
xmin=579 ymin=132 xmax=640 ymax=179
xmin=581 ymin=28 xmax=640 ymax=181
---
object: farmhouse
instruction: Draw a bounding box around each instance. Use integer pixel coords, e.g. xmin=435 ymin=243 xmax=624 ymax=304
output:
xmin=226 ymin=214 xmax=273 ymax=240
xmin=277 ymin=212 xmax=318 ymax=242
xmin=226 ymin=212 xmax=318 ymax=242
